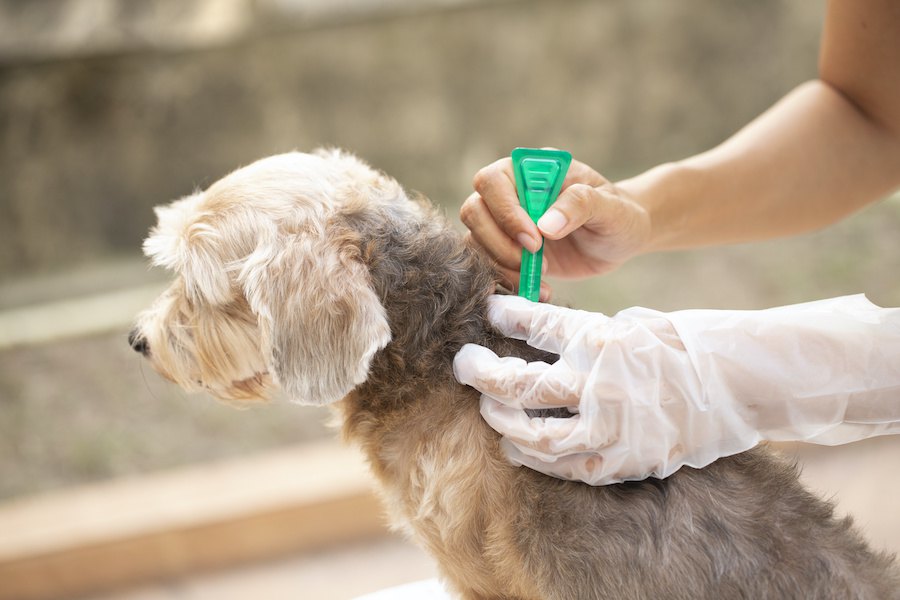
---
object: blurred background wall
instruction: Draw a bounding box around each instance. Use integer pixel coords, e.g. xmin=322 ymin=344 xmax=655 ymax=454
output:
xmin=1 ymin=0 xmax=899 ymax=598
xmin=2 ymin=0 xmax=828 ymax=280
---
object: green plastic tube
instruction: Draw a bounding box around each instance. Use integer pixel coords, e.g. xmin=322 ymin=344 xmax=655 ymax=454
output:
xmin=512 ymin=148 xmax=572 ymax=302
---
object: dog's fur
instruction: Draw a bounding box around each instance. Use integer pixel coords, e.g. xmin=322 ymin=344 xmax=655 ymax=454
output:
xmin=133 ymin=150 xmax=900 ymax=599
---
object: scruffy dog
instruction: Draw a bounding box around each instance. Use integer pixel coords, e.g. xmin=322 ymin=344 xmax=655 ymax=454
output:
xmin=131 ymin=150 xmax=899 ymax=599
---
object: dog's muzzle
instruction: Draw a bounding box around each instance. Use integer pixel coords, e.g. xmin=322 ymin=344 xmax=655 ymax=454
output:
xmin=128 ymin=328 xmax=150 ymax=356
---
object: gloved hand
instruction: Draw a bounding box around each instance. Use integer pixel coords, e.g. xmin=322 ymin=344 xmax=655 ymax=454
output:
xmin=453 ymin=294 xmax=900 ymax=485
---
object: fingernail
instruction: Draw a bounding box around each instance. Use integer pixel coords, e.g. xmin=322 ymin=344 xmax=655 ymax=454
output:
xmin=516 ymin=233 xmax=541 ymax=252
xmin=541 ymin=256 xmax=549 ymax=274
xmin=537 ymin=209 xmax=567 ymax=235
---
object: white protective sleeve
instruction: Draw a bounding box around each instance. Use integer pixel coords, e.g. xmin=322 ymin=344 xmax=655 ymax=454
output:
xmin=455 ymin=294 xmax=900 ymax=485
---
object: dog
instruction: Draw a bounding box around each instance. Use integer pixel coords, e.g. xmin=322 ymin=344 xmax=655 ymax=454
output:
xmin=131 ymin=150 xmax=900 ymax=599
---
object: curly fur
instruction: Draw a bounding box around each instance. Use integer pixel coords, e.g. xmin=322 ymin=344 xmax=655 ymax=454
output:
xmin=133 ymin=150 xmax=900 ymax=599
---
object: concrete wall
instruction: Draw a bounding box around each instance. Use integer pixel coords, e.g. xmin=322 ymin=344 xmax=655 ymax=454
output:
xmin=0 ymin=0 xmax=823 ymax=279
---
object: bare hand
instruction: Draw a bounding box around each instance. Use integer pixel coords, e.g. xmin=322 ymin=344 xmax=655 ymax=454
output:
xmin=459 ymin=156 xmax=651 ymax=297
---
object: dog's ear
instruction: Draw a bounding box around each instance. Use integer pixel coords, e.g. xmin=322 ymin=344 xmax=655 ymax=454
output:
xmin=143 ymin=195 xmax=243 ymax=304
xmin=238 ymin=224 xmax=391 ymax=405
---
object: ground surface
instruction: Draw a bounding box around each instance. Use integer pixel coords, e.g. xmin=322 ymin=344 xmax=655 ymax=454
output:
xmin=80 ymin=437 xmax=900 ymax=600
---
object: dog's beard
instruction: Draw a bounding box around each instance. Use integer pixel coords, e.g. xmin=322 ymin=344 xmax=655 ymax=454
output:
xmin=137 ymin=280 xmax=273 ymax=403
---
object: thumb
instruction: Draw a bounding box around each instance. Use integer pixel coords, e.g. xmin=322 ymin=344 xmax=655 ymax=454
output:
xmin=537 ymin=183 xmax=622 ymax=240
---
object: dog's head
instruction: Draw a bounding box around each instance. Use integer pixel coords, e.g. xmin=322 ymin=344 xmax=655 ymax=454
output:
xmin=130 ymin=150 xmax=408 ymax=405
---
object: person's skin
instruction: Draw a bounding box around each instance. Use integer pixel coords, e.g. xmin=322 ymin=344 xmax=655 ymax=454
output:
xmin=460 ymin=0 xmax=900 ymax=301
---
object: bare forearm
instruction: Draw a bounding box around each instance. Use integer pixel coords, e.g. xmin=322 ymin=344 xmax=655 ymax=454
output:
xmin=459 ymin=1 xmax=899 ymax=285
xmin=621 ymin=0 xmax=900 ymax=254
xmin=621 ymin=80 xmax=900 ymax=253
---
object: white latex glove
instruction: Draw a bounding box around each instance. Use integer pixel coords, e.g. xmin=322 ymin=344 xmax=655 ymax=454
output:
xmin=453 ymin=294 xmax=900 ymax=485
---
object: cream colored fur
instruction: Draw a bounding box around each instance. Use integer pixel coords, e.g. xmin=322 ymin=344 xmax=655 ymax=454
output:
xmin=136 ymin=150 xmax=393 ymax=404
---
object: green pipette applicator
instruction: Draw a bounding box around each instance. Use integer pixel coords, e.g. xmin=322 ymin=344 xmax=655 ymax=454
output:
xmin=512 ymin=147 xmax=572 ymax=302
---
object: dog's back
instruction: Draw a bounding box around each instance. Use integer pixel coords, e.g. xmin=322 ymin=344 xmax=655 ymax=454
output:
xmin=340 ymin=194 xmax=900 ymax=600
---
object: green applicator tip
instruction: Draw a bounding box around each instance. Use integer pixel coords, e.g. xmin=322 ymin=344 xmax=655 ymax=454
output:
xmin=512 ymin=147 xmax=572 ymax=302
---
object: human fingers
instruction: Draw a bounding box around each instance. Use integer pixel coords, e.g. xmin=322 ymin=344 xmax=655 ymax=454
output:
xmin=481 ymin=394 xmax=617 ymax=455
xmin=521 ymin=443 xmax=690 ymax=485
xmin=460 ymin=193 xmax=527 ymax=271
xmin=453 ymin=344 xmax=578 ymax=408
xmin=560 ymin=158 xmax=608 ymax=190
xmin=480 ymin=396 xmax=582 ymax=446
xmin=471 ymin=158 xmax=543 ymax=253
xmin=482 ymin=392 xmax=618 ymax=455
xmin=486 ymin=295 xmax=609 ymax=354
xmin=536 ymin=159 xmax=608 ymax=240
xmin=462 ymin=234 xmax=552 ymax=301
xmin=500 ymin=442 xmax=604 ymax=483
xmin=500 ymin=442 xmax=632 ymax=485
xmin=537 ymin=182 xmax=627 ymax=241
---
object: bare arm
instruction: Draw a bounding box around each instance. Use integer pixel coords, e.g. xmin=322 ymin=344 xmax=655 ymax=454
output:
xmin=625 ymin=0 xmax=900 ymax=252
xmin=461 ymin=0 xmax=900 ymax=292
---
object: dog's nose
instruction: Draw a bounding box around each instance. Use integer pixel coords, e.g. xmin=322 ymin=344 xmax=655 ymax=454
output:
xmin=128 ymin=328 xmax=150 ymax=356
